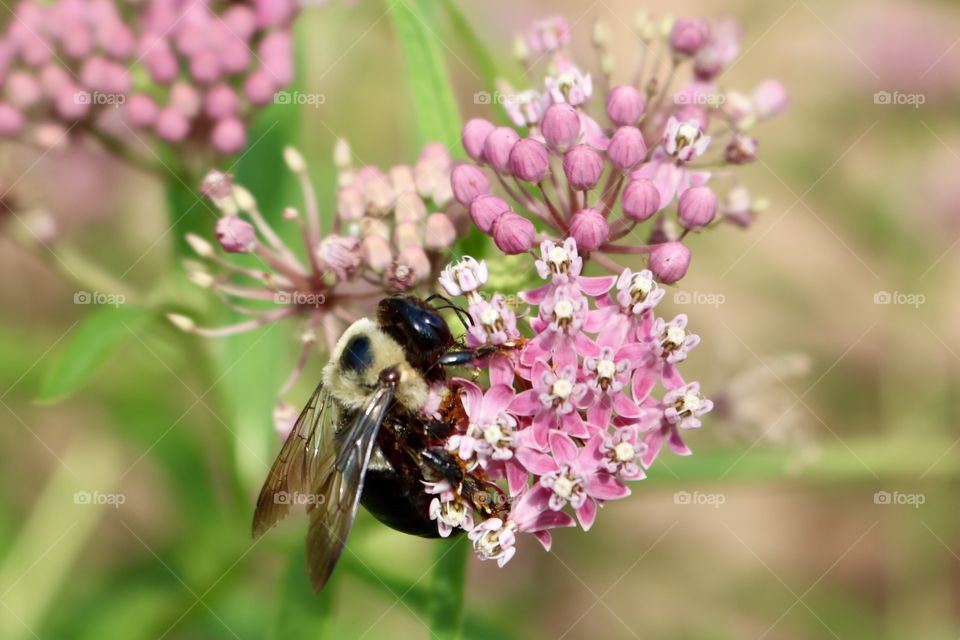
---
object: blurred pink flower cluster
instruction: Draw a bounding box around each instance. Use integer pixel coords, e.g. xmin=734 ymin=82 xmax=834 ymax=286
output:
xmin=430 ymin=241 xmax=712 ymax=564
xmin=170 ymin=141 xmax=469 ymax=432
xmin=453 ymin=14 xmax=787 ymax=283
xmin=0 ymin=0 xmax=297 ymax=154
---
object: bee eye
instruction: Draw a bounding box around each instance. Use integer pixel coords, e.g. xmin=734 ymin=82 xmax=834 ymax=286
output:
xmin=340 ymin=335 xmax=373 ymax=373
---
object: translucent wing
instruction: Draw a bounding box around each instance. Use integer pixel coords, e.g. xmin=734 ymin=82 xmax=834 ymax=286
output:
xmin=305 ymin=382 xmax=395 ymax=592
xmin=252 ymin=381 xmax=336 ymax=539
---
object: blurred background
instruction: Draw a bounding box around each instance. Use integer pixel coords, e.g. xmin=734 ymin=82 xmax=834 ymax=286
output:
xmin=1 ymin=0 xmax=958 ymax=639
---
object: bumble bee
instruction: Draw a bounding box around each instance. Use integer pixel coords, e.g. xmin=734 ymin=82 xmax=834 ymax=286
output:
xmin=252 ymin=296 xmax=506 ymax=592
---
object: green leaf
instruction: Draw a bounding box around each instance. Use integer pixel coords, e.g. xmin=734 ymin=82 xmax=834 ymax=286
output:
xmin=36 ymin=305 xmax=150 ymax=403
xmin=387 ymin=0 xmax=463 ymax=150
xmin=269 ymin=547 xmax=333 ymax=640
xmin=428 ymin=536 xmax=469 ymax=640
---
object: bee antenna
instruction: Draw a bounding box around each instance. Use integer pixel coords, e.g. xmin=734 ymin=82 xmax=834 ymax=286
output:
xmin=425 ymin=295 xmax=473 ymax=330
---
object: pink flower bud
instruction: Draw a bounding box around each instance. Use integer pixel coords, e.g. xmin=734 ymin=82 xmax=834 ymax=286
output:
xmin=154 ymin=107 xmax=190 ymax=142
xmin=211 ymin=117 xmax=247 ymax=154
xmin=424 ymin=212 xmax=457 ymax=249
xmin=483 ymin=127 xmax=520 ymax=173
xmin=7 ymin=71 xmax=40 ymax=108
xmin=337 ymin=187 xmax=364 ymax=221
xmin=461 ymin=118 xmax=495 ymax=163
xmin=725 ymin=135 xmax=758 ymax=164
xmin=244 ymin=69 xmax=276 ymax=105
xmin=216 ymin=215 xmax=256 ymax=253
xmin=669 ymin=18 xmax=710 ymax=56
xmin=563 ymin=144 xmax=604 ymax=190
xmin=674 ymin=104 xmax=709 ymax=131
xmin=394 ymin=192 xmax=427 ymax=223
xmin=607 ymin=126 xmax=647 ymax=171
xmin=492 ymin=212 xmax=535 ymax=254
xmin=451 ymin=164 xmax=490 ymax=205
xmin=362 ymin=234 xmax=393 ymax=272
xmin=223 ymin=6 xmax=257 ymax=39
xmin=569 ymin=208 xmax=609 ymax=252
xmin=398 ymin=246 xmax=431 ymax=282
xmin=509 ymin=138 xmax=549 ymax=183
xmin=678 ymin=186 xmax=718 ymax=230
xmin=205 ymin=84 xmax=238 ymax=119
xmin=190 ymin=50 xmax=221 ymax=84
xmin=144 ymin=41 xmax=178 ymax=84
xmin=61 ymin=23 xmax=94 ymax=59
xmin=541 ymin=103 xmax=581 ymax=150
xmin=649 ymin=241 xmax=691 ymax=283
xmin=0 ymin=103 xmax=24 ymax=136
xmin=621 ymin=179 xmax=662 ymax=221
xmin=317 ymin=235 xmax=362 ymax=280
xmin=126 ymin=94 xmax=159 ymax=127
xmin=469 ymin=194 xmax=510 ymax=234
xmin=752 ymin=79 xmax=788 ymax=119
xmin=98 ymin=22 xmax=136 ymax=59
xmin=254 ymin=0 xmax=296 ymax=28
xmin=221 ymin=39 xmax=253 ymax=74
xmin=605 ymin=85 xmax=645 ymax=126
xmin=55 ymin=85 xmax=89 ymax=120
xmin=395 ymin=222 xmax=422 ymax=251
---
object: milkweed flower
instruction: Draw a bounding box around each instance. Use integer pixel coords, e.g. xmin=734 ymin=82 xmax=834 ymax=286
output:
xmin=168 ymin=141 xmax=468 ymax=434
xmin=0 ymin=0 xmax=297 ymax=162
xmin=457 ymin=13 xmax=786 ymax=282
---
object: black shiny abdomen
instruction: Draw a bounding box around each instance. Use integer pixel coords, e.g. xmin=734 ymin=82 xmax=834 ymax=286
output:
xmin=361 ymin=463 xmax=440 ymax=538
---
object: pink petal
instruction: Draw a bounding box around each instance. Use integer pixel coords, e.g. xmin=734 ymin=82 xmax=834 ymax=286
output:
xmin=578 ymin=275 xmax=616 ymax=296
xmin=613 ymin=393 xmax=642 ymax=419
xmin=641 ymin=429 xmax=665 ymax=467
xmin=455 ymin=378 xmax=484 ymax=417
xmin=506 ymin=460 xmax=530 ymax=495
xmin=509 ymin=389 xmax=541 ymax=415
xmin=668 ymin=428 xmax=692 ymax=456
xmin=662 ymin=363 xmax=686 ymax=390
xmin=577 ymin=497 xmax=597 ymax=531
xmin=520 ymin=283 xmax=552 ymax=304
xmin=580 ymin=112 xmax=610 ymax=150
xmin=574 ymin=333 xmax=600 ymax=359
xmin=553 ymin=343 xmax=578 ymax=370
xmin=527 ymin=509 xmax=576 ymax=532
xmin=587 ymin=398 xmax=613 ymax=429
xmin=532 ymin=530 xmax=553 ymax=551
xmin=485 ymin=384 xmax=517 ymax=414
xmin=516 ymin=448 xmax=557 ymax=475
xmin=616 ymin=342 xmax=647 ymax=367
xmin=489 ymin=355 xmax=515 ymax=386
xmin=585 ymin=473 xmax=630 ymax=500
xmin=548 ymin=430 xmax=578 ymax=464
xmin=632 ymin=366 xmax=658 ymax=402
xmin=560 ymin=410 xmax=590 ymax=438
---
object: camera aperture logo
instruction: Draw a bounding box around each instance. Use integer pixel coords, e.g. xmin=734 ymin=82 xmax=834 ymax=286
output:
xmin=873 ymin=490 xmax=925 ymax=508
xmin=674 ymin=490 xmax=726 ymax=508
xmin=74 ymin=491 xmax=126 ymax=508
xmin=274 ymin=91 xmax=326 ymax=108
xmin=873 ymin=290 xmax=925 ymax=308
xmin=74 ymin=290 xmax=126 ymax=307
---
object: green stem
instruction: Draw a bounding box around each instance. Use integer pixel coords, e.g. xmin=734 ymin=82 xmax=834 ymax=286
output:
xmin=429 ymin=535 xmax=469 ymax=640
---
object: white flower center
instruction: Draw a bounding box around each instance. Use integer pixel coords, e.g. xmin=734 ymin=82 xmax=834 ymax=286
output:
xmin=548 ymin=246 xmax=570 ymax=271
xmin=614 ymin=441 xmax=635 ymax=462
xmin=597 ymin=359 xmax=617 ymax=379
xmin=480 ymin=307 xmax=501 ymax=327
xmin=676 ymin=123 xmax=699 ymax=149
xmin=553 ymin=298 xmax=574 ymax=320
xmin=395 ymin=264 xmax=411 ymax=278
xmin=483 ymin=423 xmax=506 ymax=446
xmin=551 ymin=378 xmax=573 ymax=400
xmin=553 ymin=474 xmax=575 ymax=498
xmin=680 ymin=392 xmax=701 ymax=414
xmin=666 ymin=325 xmax=686 ymax=346
xmin=440 ymin=501 xmax=468 ymax=527
xmin=630 ymin=273 xmax=653 ymax=299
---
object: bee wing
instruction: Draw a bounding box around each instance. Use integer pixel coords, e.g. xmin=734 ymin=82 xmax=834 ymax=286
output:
xmin=304 ymin=382 xmax=395 ymax=592
xmin=252 ymin=382 xmax=337 ymax=539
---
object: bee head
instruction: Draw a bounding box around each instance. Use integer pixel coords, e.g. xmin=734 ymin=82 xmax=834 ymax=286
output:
xmin=377 ymin=296 xmax=453 ymax=377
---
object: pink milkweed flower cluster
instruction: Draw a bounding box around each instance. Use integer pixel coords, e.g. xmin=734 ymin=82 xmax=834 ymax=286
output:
xmin=454 ymin=14 xmax=786 ymax=284
xmin=428 ymin=239 xmax=713 ymax=564
xmin=168 ymin=141 xmax=469 ymax=435
xmin=0 ymin=0 xmax=297 ymax=155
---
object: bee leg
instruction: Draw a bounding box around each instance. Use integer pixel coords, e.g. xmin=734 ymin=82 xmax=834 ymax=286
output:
xmin=438 ymin=350 xmax=477 ymax=367
xmin=425 ymin=419 xmax=454 ymax=440
xmin=419 ymin=448 xmax=500 ymax=517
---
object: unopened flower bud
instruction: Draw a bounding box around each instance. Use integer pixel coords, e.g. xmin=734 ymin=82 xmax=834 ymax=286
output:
xmin=394 ymin=222 xmax=422 ymax=251
xmin=216 ymin=215 xmax=256 ymax=253
xmin=649 ymin=241 xmax=691 ymax=283
xmin=621 ymin=178 xmax=661 ymax=221
xmin=669 ymin=18 xmax=710 ymax=56
xmin=752 ymin=79 xmax=788 ymax=120
xmin=398 ymin=246 xmax=431 ymax=283
xmin=607 ymin=126 xmax=647 ymax=171
xmin=186 ymin=233 xmax=215 ymax=258
xmin=492 ymin=212 xmax=535 ymax=254
xmin=394 ymin=192 xmax=427 ymax=224
xmin=334 ymin=138 xmax=352 ymax=171
xmin=483 ymin=127 xmax=520 ymax=173
xmin=674 ymin=104 xmax=709 ymax=131
xmin=337 ymin=187 xmax=365 ymax=221
xmin=167 ymin=313 xmax=196 ymax=333
xmin=126 ymin=94 xmax=159 ymax=127
xmin=233 ymin=185 xmax=256 ymax=212
xmin=0 ymin=103 xmax=25 ymax=136
xmin=451 ymin=164 xmax=490 ymax=205
xmin=362 ymin=234 xmax=393 ymax=272
xmin=509 ymin=138 xmax=550 ymax=183
xmin=568 ymin=208 xmax=609 ymax=252
xmin=469 ymin=194 xmax=510 ymax=234
xmin=725 ymin=135 xmax=758 ymax=164
xmin=462 ymin=118 xmax=496 ymax=163
xmin=211 ymin=118 xmax=246 ymax=154
xmin=317 ymin=235 xmax=362 ymax=280
xmin=283 ymin=146 xmax=306 ymax=174
xmin=678 ymin=186 xmax=718 ymax=230
xmin=563 ymin=144 xmax=604 ymax=190
xmin=390 ymin=165 xmax=416 ymax=194
xmin=424 ymin=212 xmax=457 ymax=249
xmin=541 ymin=103 xmax=581 ymax=150
xmin=605 ymin=85 xmax=645 ymax=126
xmin=154 ymin=107 xmax=189 ymax=142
